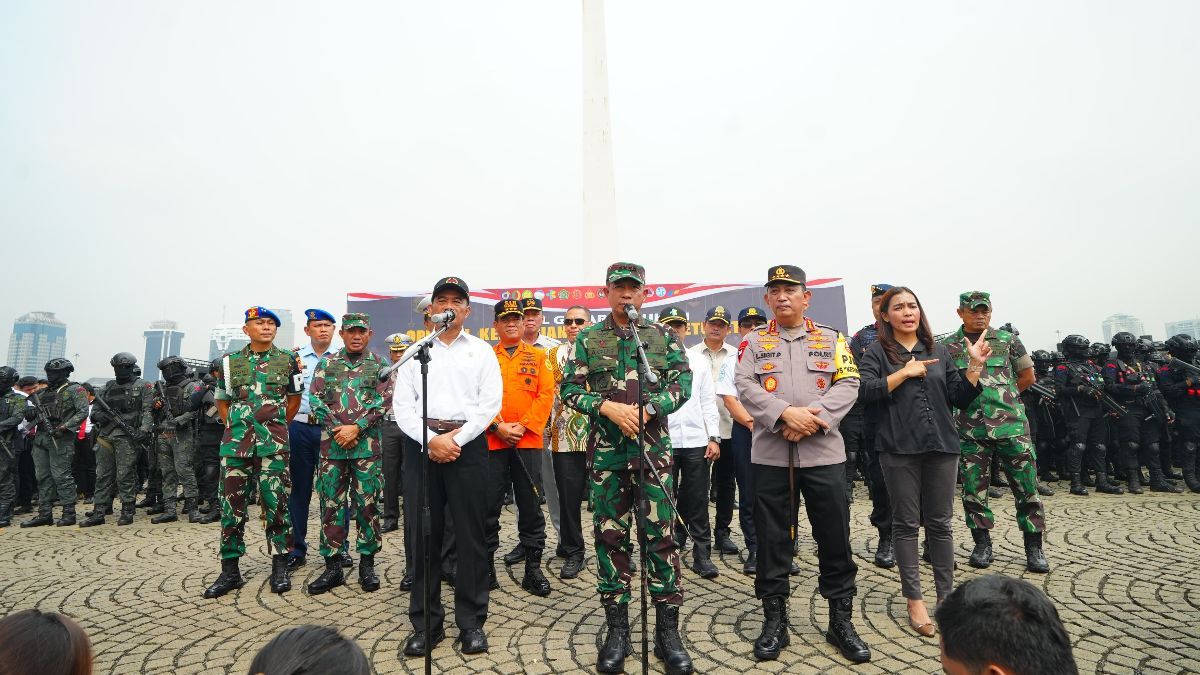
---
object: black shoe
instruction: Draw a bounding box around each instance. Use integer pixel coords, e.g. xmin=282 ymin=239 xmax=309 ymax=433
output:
xmin=488 ymin=559 xmax=501 ymax=590
xmin=85 ymin=503 xmax=113 ymax=517
xmin=458 ymin=628 xmax=488 ymax=654
xmin=652 ymin=603 xmax=694 ymax=674
xmin=521 ymin=549 xmax=552 ymax=597
xmin=788 ymin=559 xmax=802 ymax=576
xmin=270 ymin=554 xmax=292 ymax=594
xmin=596 ymin=604 xmax=631 ymax=673
xmin=1096 ymin=479 xmax=1125 ymax=495
xmin=874 ymin=530 xmax=895 ymax=569
xmin=307 ymin=556 xmax=346 ymax=595
xmin=20 ymin=513 xmax=53 ymax=528
xmin=1023 ymin=532 xmax=1049 ymax=573
xmin=502 ymin=543 xmax=526 ymax=565
xmin=1070 ymin=474 xmax=1089 ymax=496
xmin=117 ymin=502 xmax=135 ymax=526
xmin=968 ymin=529 xmax=993 ymax=569
xmin=197 ymin=506 xmax=221 ymax=524
xmin=338 ymin=551 xmax=354 ymax=569
xmin=442 ymin=569 xmax=456 ymax=588
xmin=381 ymin=518 xmax=398 ymax=534
xmin=286 ymin=555 xmax=307 ymax=571
xmin=399 ymin=571 xmax=414 ymax=592
xmin=753 ymin=596 xmax=789 ymax=661
xmin=825 ymin=598 xmax=871 ymax=663
xmin=561 ymin=554 xmax=585 ymax=580
xmin=359 ymin=553 xmax=380 ymax=592
xmin=1149 ymin=481 xmax=1184 ymax=493
xmin=403 ymin=627 xmax=445 ymax=657
xmin=713 ymin=533 xmax=739 ymax=555
xmin=55 ymin=511 xmax=77 ymax=527
xmin=1037 ymin=481 xmax=1056 ymax=496
xmin=742 ymin=550 xmax=757 ymax=576
xmin=1126 ymin=471 xmax=1144 ymax=495
xmin=690 ymin=551 xmax=719 ymax=579
xmin=203 ymin=558 xmax=245 ymax=599
xmin=145 ymin=499 xmax=166 ymax=515
xmin=921 ymin=539 xmax=931 ymax=564
xmin=151 ymin=501 xmax=178 ymax=524
xmin=185 ymin=498 xmax=201 ymax=523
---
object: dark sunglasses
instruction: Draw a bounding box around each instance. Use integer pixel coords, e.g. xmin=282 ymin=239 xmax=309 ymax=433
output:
xmin=563 ymin=318 xmax=588 ymax=326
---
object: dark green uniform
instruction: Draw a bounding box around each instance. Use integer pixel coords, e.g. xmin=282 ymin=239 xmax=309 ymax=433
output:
xmin=30 ymin=382 xmax=89 ymax=519
xmin=94 ymin=378 xmax=155 ymax=511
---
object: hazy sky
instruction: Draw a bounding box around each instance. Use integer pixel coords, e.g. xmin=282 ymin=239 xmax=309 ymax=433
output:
xmin=2 ymin=1 xmax=1198 ymax=379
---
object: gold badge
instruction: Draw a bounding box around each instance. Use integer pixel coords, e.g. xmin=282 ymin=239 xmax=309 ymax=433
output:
xmin=764 ymin=376 xmax=778 ymax=392
xmin=762 ymin=362 xmax=776 ymax=371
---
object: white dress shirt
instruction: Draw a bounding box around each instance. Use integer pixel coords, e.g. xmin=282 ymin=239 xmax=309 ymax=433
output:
xmin=668 ymin=350 xmax=720 ymax=449
xmin=688 ymin=341 xmax=736 ymax=439
xmin=392 ymin=330 xmax=503 ymax=447
xmin=534 ymin=334 xmax=561 ymax=349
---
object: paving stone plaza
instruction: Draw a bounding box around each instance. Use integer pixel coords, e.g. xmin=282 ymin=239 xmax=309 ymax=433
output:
xmin=2 ymin=487 xmax=1198 ymax=674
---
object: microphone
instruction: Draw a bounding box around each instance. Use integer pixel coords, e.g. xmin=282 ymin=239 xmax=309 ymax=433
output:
xmin=428 ymin=309 xmax=456 ymax=325
xmin=623 ymin=304 xmax=639 ymax=322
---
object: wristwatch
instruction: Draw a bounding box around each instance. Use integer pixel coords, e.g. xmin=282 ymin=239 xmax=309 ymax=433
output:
xmin=488 ymin=422 xmax=499 ymax=434
xmin=644 ymin=403 xmax=657 ymax=417
xmin=708 ymin=436 xmax=721 ymax=444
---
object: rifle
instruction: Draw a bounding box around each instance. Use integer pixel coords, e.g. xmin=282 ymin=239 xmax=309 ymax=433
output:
xmin=91 ymin=389 xmax=151 ymax=452
xmin=1072 ymin=370 xmax=1127 ymax=418
xmin=29 ymin=389 xmax=56 ymax=433
xmin=1168 ymin=357 xmax=1200 ymax=378
xmin=1027 ymin=381 xmax=1058 ymax=405
xmin=155 ymin=381 xmax=178 ymax=432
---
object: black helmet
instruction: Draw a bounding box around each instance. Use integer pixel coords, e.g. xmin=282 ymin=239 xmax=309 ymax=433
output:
xmin=1031 ymin=349 xmax=1052 ymax=362
xmin=157 ymin=355 xmax=186 ymax=372
xmin=1111 ymin=332 xmax=1137 ymax=347
xmin=1135 ymin=338 xmax=1154 ymax=355
xmin=45 ymin=358 xmax=74 ymax=374
xmin=1061 ymin=335 xmax=1089 ymax=349
xmin=1165 ymin=334 xmax=1197 ymax=358
xmin=999 ymin=322 xmax=1018 ymax=335
xmin=1051 ymin=351 xmax=1065 ymax=363
xmin=1089 ymin=343 xmax=1111 ymax=360
xmin=110 ymin=352 xmax=138 ymax=368
xmin=208 ymin=358 xmax=222 ymax=374
xmin=0 ymin=366 xmax=17 ymax=386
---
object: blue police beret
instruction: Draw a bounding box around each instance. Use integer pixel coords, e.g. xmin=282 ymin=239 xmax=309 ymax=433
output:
xmin=244 ymin=306 xmax=281 ymax=326
xmin=304 ymin=308 xmax=336 ymax=324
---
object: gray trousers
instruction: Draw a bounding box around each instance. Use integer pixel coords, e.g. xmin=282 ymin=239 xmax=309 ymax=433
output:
xmin=879 ymin=451 xmax=958 ymax=603
xmin=158 ymin=428 xmax=198 ymax=501
xmin=95 ymin=434 xmax=139 ymax=506
xmin=32 ymin=432 xmax=76 ymax=514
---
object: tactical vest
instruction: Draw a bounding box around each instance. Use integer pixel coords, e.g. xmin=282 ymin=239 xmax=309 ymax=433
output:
xmin=321 ymin=355 xmax=382 ymax=404
xmin=37 ymin=382 xmax=76 ymax=424
xmin=224 ymin=348 xmax=294 ymax=400
xmin=103 ymin=379 xmax=147 ymax=416
xmin=585 ymin=321 xmax=668 ymax=394
xmin=161 ymin=379 xmax=193 ymax=414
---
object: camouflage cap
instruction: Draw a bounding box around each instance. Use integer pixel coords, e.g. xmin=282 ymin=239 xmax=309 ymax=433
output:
xmin=520 ymin=297 xmax=544 ymax=312
xmin=244 ymin=306 xmax=281 ymax=326
xmin=704 ymin=305 xmax=731 ymax=324
xmin=766 ymin=264 xmax=805 ymax=287
xmin=385 ymin=332 xmax=413 ymax=351
xmin=959 ymin=291 xmax=992 ymax=310
xmin=495 ymin=299 xmax=523 ymax=319
xmin=606 ymin=261 xmax=645 ymax=285
xmin=657 ymin=305 xmax=687 ymax=325
xmin=341 ymin=312 xmax=371 ymax=330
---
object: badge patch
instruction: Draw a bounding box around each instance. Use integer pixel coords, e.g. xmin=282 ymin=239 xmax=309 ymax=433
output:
xmin=764 ymin=376 xmax=778 ymax=392
xmin=761 ymin=342 xmax=777 ymax=351
xmin=814 ymin=361 xmax=830 ymax=370
xmin=738 ymin=340 xmax=749 ymax=362
xmin=761 ymin=362 xmax=776 ymax=371
xmin=816 ymin=377 xmax=827 ymax=390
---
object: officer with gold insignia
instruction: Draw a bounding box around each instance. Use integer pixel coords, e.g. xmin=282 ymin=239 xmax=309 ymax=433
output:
xmin=734 ymin=265 xmax=870 ymax=664
xmin=381 ymin=332 xmax=412 ymax=536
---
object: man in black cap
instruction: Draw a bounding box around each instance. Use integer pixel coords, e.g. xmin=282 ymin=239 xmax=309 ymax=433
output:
xmin=689 ymin=305 xmax=740 ymax=560
xmin=393 ymin=276 xmax=503 ymax=657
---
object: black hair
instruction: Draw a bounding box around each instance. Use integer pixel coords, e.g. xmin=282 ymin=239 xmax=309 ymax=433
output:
xmin=876 ymin=286 xmax=935 ymax=364
xmin=564 ymin=305 xmax=589 ymax=315
xmin=0 ymin=609 xmax=93 ymax=675
xmin=246 ymin=625 xmax=370 ymax=675
xmin=936 ymin=575 xmax=1078 ymax=675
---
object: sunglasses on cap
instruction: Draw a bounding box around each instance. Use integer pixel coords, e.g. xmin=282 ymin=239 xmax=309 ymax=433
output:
xmin=563 ymin=318 xmax=587 ymax=326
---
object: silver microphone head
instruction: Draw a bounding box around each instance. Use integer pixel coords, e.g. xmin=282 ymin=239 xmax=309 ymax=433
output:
xmin=623 ymin=304 xmax=639 ymax=321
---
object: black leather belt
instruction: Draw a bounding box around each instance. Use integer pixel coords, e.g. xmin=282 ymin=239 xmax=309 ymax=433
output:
xmin=427 ymin=418 xmax=467 ymax=433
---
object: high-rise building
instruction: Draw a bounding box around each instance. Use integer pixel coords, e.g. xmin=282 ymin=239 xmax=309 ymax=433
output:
xmin=208 ymin=324 xmax=250 ymax=360
xmin=269 ymin=308 xmax=296 ymax=350
xmin=7 ymin=311 xmax=67 ymax=378
xmin=143 ymin=320 xmax=184 ymax=381
xmin=1165 ymin=319 xmax=1200 ymax=340
xmin=1101 ymin=313 xmax=1143 ymax=343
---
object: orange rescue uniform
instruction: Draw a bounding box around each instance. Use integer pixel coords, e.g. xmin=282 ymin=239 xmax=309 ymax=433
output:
xmin=486 ymin=341 xmax=555 ymax=450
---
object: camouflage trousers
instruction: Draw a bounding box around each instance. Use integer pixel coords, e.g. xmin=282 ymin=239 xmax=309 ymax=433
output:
xmin=31 ymin=431 xmax=76 ymax=514
xmin=960 ymin=435 xmax=1045 ymax=533
xmin=591 ymin=466 xmax=683 ymax=606
xmin=95 ymin=434 xmax=139 ymax=506
xmin=157 ymin=428 xmax=198 ymax=501
xmin=143 ymin=438 xmax=162 ymax=499
xmin=219 ymin=454 xmax=293 ymax=559
xmin=317 ymin=456 xmax=382 ymax=557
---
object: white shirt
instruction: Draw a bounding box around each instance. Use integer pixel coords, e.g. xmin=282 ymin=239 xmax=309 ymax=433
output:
xmin=295 ymin=342 xmax=335 ymax=418
xmin=668 ymin=350 xmax=720 ymax=450
xmin=689 ymin=341 xmax=737 ymax=438
xmin=533 ymin=334 xmax=561 ymax=349
xmin=392 ymin=330 xmax=503 ymax=447
xmin=13 ymin=389 xmax=33 ymax=435
xmin=715 ymin=355 xmax=737 ymax=398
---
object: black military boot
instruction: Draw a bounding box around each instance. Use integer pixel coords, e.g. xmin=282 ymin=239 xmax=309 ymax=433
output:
xmin=151 ymin=499 xmax=178 ymax=524
xmin=145 ymin=494 xmax=166 ymax=515
xmin=968 ymin=528 xmax=993 ymax=569
xmin=753 ymin=596 xmax=789 ymax=661
xmin=1024 ymin=531 xmax=1049 ymax=573
xmin=742 ymin=549 xmax=757 ymax=576
xmin=690 ymin=547 xmax=719 ymax=579
xmin=713 ymin=530 xmax=739 ymax=555
xmin=359 ymin=553 xmax=380 ymax=592
xmin=1147 ymin=458 xmax=1184 ymax=493
xmin=184 ymin=498 xmax=201 ymax=523
xmin=202 ymin=558 xmax=245 ymax=599
xmin=55 ymin=505 xmax=76 ymax=527
xmin=596 ymin=604 xmax=631 ymax=673
xmin=20 ymin=512 xmax=53 ymax=528
xmin=1126 ymin=466 xmax=1144 ymax=494
xmin=521 ymin=548 xmax=551 ymax=597
xmin=85 ymin=502 xmax=113 ymax=517
xmin=1183 ymin=446 xmax=1200 ymax=493
xmin=0 ymin=504 xmax=11 ymax=528
xmin=117 ymin=501 xmax=135 ymax=526
xmin=488 ymin=558 xmax=501 ymax=590
xmin=1095 ymin=472 xmax=1124 ymax=495
xmin=873 ymin=528 xmax=895 ymax=569
xmin=825 ymin=598 xmax=871 ymax=663
xmin=269 ymin=553 xmax=292 ymax=593
xmin=502 ymin=543 xmax=526 ymax=565
xmin=1069 ymin=473 xmax=1088 ymax=496
xmin=79 ymin=501 xmax=110 ymax=527
xmin=653 ymin=603 xmax=694 ymax=675
xmin=135 ymin=494 xmax=155 ymax=508
xmin=197 ymin=500 xmax=221 ymax=524
xmin=307 ymin=556 xmax=345 ymax=595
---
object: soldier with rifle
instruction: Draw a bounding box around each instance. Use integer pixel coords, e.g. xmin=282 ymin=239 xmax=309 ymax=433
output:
xmin=1157 ymin=334 xmax=1200 ymax=492
xmin=81 ymin=353 xmax=155 ymax=527
xmin=1103 ymin=332 xmax=1183 ymax=493
xmin=0 ymin=366 xmax=22 ymax=527
xmin=1053 ymin=335 xmax=1125 ymax=496
xmin=149 ymin=356 xmax=206 ymax=523
xmin=20 ymin=358 xmax=89 ymax=528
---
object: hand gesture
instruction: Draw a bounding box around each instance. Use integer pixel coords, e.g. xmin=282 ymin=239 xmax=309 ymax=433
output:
xmin=964 ymin=334 xmax=992 ymax=367
xmin=601 ymin=401 xmax=642 ymax=439
xmin=428 ymin=430 xmax=462 ymax=463
xmin=780 ymin=406 xmax=829 ymax=437
xmin=901 ymin=356 xmax=939 ymax=379
xmin=497 ymin=422 xmax=524 ymax=447
xmin=704 ymin=440 xmax=720 ymax=460
xmin=332 ymin=424 xmax=360 ymax=449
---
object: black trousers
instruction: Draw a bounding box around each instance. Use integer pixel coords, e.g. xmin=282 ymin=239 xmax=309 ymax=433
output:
xmin=552 ymin=452 xmax=587 ymax=558
xmin=196 ymin=442 xmax=220 ymax=504
xmin=485 ymin=448 xmax=546 ymax=555
xmin=403 ymin=434 xmax=489 ymax=632
xmin=381 ymin=421 xmax=405 ymax=522
xmin=711 ymin=437 xmax=735 ymax=539
xmin=73 ymin=433 xmax=96 ymax=498
xmin=753 ymin=462 xmax=856 ymax=600
xmin=843 ymin=413 xmax=891 ymax=531
xmin=16 ymin=436 xmax=36 ymax=507
xmin=673 ymin=446 xmax=712 ymax=553
xmin=730 ymin=424 xmax=757 ymax=550
xmin=1064 ymin=413 xmax=1108 ymax=475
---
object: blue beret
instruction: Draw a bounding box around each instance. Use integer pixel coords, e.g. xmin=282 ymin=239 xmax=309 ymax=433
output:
xmin=244 ymin=306 xmax=281 ymax=326
xmin=304 ymin=308 xmax=336 ymax=324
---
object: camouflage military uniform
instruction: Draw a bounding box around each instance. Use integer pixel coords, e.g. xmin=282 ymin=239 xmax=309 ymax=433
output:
xmin=153 ymin=378 xmax=204 ymax=506
xmin=0 ymin=389 xmax=24 ymax=522
xmin=309 ymin=347 xmax=388 ymax=557
xmin=214 ymin=344 xmax=302 ymax=559
xmin=94 ymin=378 xmax=155 ymax=511
xmin=560 ymin=314 xmax=692 ymax=606
xmin=942 ymin=327 xmax=1045 ymax=533
xmin=30 ymin=381 xmax=89 ymax=518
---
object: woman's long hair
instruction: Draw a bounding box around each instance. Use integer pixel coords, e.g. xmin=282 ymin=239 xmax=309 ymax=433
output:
xmin=876 ymin=286 xmax=936 ymax=365
xmin=0 ymin=609 xmax=93 ymax=675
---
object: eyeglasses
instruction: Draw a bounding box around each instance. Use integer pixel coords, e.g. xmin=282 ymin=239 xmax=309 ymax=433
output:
xmin=563 ymin=318 xmax=588 ymax=326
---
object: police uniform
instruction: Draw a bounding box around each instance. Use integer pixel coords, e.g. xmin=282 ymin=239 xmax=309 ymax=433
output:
xmin=734 ymin=265 xmax=870 ymax=664
xmin=381 ymin=332 xmax=413 ymax=536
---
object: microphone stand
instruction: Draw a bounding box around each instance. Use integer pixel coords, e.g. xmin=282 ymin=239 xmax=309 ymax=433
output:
xmin=624 ymin=309 xmax=657 ymax=675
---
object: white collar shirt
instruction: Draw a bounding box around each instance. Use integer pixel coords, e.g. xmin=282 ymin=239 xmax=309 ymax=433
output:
xmin=688 ymin=341 xmax=737 ymax=438
xmin=392 ymin=330 xmax=503 ymax=447
xmin=668 ymin=350 xmax=720 ymax=449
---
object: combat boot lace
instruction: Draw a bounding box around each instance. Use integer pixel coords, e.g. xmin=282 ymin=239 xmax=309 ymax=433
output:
xmin=308 ymin=556 xmax=346 ymax=595
xmin=202 ymin=558 xmax=245 ymax=599
xmin=653 ymin=603 xmax=694 ymax=675
xmin=968 ymin=528 xmax=993 ymax=568
xmin=753 ymin=596 xmax=790 ymax=661
xmin=596 ymin=604 xmax=631 ymax=674
xmin=826 ymin=598 xmax=871 ymax=663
